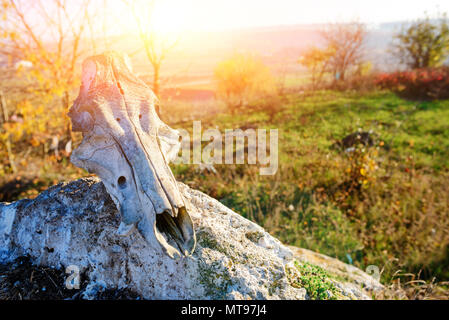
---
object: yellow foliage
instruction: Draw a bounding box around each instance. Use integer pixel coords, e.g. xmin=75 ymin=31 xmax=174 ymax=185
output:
xmin=360 ymin=168 xmax=367 ymax=176
xmin=298 ymin=45 xmax=336 ymax=88
xmin=0 ymin=99 xmax=67 ymax=151
xmin=356 ymin=61 xmax=373 ymax=76
xmin=299 ymin=46 xmax=335 ymax=70
xmin=214 ymin=53 xmax=275 ymax=111
xmin=340 ymin=140 xmax=381 ymax=192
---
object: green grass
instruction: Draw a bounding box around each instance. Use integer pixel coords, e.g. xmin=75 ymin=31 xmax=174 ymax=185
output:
xmin=170 ymin=89 xmax=449 ymax=289
xmin=288 ymin=261 xmax=340 ymax=300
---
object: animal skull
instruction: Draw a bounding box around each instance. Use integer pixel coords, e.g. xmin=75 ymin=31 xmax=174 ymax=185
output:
xmin=68 ymin=52 xmax=196 ymax=259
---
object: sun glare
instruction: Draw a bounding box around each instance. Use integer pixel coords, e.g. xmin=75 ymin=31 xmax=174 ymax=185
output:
xmin=150 ymin=1 xmax=191 ymax=33
xmin=111 ymin=0 xmax=193 ymax=38
xmin=107 ymin=0 xmax=449 ymax=39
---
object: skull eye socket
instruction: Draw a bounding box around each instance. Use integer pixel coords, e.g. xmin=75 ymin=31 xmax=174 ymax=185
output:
xmin=117 ymin=176 xmax=127 ymax=189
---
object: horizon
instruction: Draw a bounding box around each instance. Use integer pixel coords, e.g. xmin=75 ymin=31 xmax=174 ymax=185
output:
xmin=117 ymin=0 xmax=449 ymax=33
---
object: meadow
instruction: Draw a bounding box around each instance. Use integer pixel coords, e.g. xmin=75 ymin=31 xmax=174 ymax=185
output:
xmin=2 ymin=82 xmax=449 ymax=298
xmin=169 ymin=89 xmax=449 ymax=294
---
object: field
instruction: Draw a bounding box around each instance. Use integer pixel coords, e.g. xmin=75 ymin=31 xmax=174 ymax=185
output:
xmin=3 ymin=83 xmax=449 ymax=298
xmin=168 ymin=90 xmax=449 ymax=288
xmin=170 ymin=89 xmax=449 ymax=298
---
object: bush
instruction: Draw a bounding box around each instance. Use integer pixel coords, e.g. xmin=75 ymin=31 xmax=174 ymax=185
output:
xmin=214 ymin=53 xmax=275 ymax=114
xmin=375 ymin=67 xmax=449 ymax=100
xmin=326 ymin=73 xmax=378 ymax=92
xmin=298 ymin=46 xmax=335 ymax=90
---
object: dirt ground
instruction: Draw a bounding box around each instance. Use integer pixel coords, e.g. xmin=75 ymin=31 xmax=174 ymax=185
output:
xmin=0 ymin=256 xmax=141 ymax=300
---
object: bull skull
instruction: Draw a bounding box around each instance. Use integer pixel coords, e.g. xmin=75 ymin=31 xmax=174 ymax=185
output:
xmin=68 ymin=52 xmax=196 ymax=259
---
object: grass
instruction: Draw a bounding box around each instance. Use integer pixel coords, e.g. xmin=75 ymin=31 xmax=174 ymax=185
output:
xmin=288 ymin=261 xmax=340 ymax=300
xmin=168 ymin=89 xmax=449 ymax=292
xmin=2 ymin=88 xmax=449 ymax=298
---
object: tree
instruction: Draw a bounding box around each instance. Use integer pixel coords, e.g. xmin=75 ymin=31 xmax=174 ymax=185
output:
xmin=123 ymin=0 xmax=178 ymax=113
xmin=321 ymin=22 xmax=367 ymax=82
xmin=393 ymin=12 xmax=449 ymax=69
xmin=214 ymin=53 xmax=275 ymax=114
xmin=298 ymin=46 xmax=335 ymax=90
xmin=1 ymin=0 xmax=97 ymax=143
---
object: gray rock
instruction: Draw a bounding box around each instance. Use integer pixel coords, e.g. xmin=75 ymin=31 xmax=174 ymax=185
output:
xmin=0 ymin=178 xmax=383 ymax=299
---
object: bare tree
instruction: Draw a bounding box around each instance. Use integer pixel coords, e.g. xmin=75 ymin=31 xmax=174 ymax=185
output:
xmin=123 ymin=0 xmax=178 ymax=114
xmin=321 ymin=22 xmax=367 ymax=82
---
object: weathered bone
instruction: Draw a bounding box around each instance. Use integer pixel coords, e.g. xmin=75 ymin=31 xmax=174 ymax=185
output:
xmin=68 ymin=52 xmax=196 ymax=259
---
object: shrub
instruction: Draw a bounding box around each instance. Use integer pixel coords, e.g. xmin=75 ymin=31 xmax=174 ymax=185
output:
xmin=326 ymin=73 xmax=378 ymax=92
xmin=298 ymin=46 xmax=335 ymax=90
xmin=214 ymin=53 xmax=275 ymax=114
xmin=340 ymin=138 xmax=380 ymax=192
xmin=375 ymin=67 xmax=449 ymax=100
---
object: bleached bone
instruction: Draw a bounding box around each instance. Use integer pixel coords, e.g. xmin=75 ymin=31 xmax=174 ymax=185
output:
xmin=68 ymin=52 xmax=195 ymax=259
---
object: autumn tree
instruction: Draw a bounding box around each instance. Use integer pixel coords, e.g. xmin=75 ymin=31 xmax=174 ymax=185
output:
xmin=214 ymin=53 xmax=275 ymax=114
xmin=0 ymin=0 xmax=98 ymax=144
xmin=321 ymin=22 xmax=367 ymax=82
xmin=392 ymin=12 xmax=449 ymax=69
xmin=298 ymin=46 xmax=336 ymax=90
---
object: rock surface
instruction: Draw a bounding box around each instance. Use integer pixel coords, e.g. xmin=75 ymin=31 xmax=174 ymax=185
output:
xmin=0 ymin=178 xmax=383 ymax=299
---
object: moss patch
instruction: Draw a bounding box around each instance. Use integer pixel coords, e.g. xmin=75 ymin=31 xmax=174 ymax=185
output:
xmin=287 ymin=261 xmax=342 ymax=300
xmin=197 ymin=258 xmax=233 ymax=299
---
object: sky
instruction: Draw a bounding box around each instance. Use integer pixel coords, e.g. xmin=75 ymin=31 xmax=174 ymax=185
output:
xmin=141 ymin=0 xmax=449 ymax=32
xmin=5 ymin=0 xmax=448 ymax=40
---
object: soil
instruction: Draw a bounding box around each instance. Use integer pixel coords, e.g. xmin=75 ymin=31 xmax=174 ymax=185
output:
xmin=0 ymin=256 xmax=141 ymax=300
